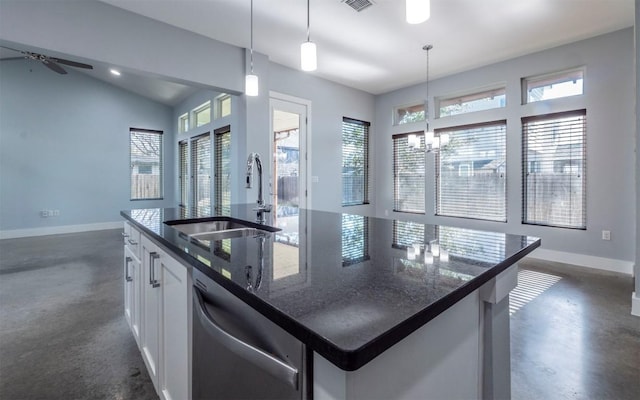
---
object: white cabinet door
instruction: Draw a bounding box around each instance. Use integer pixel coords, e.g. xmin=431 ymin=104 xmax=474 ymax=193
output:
xmin=125 ymin=246 xmax=142 ymax=345
xmin=158 ymin=252 xmax=190 ymax=400
xmin=141 ymin=235 xmax=161 ymax=391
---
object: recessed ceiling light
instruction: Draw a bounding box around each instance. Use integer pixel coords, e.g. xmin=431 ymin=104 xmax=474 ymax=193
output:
xmin=110 ymin=69 xmax=121 ymax=76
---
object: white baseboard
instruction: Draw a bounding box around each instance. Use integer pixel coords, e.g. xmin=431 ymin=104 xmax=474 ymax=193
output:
xmin=525 ymin=248 xmax=634 ymax=276
xmin=632 ymin=292 xmax=640 ymax=317
xmin=0 ymin=221 xmax=123 ymax=239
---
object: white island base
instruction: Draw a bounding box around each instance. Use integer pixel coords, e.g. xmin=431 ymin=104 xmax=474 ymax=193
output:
xmin=314 ymin=264 xmax=518 ymax=400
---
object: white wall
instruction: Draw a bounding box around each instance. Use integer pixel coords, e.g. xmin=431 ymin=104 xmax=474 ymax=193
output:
xmin=374 ymin=29 xmax=636 ymax=267
xmin=0 ymin=59 xmax=174 ymax=232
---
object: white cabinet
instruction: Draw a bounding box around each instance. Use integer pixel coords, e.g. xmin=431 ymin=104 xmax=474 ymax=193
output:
xmin=124 ymin=246 xmax=141 ymax=345
xmin=124 ymin=222 xmax=142 ymax=345
xmin=139 ymin=234 xmax=191 ymax=400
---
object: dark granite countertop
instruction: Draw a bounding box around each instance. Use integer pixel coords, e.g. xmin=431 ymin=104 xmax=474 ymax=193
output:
xmin=121 ymin=205 xmax=540 ymax=371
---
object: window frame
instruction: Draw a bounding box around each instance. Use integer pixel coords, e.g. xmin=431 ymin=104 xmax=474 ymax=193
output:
xmin=178 ymin=113 xmax=189 ymax=133
xmin=214 ymin=125 xmax=232 ymax=216
xmin=129 ymin=128 xmax=163 ymax=201
xmin=393 ymin=101 xmax=426 ymax=126
xmin=178 ymin=140 xmax=188 ymax=208
xmin=392 ymin=132 xmax=425 ymax=214
xmin=193 ymin=101 xmax=212 ymax=128
xmin=437 ymin=86 xmax=506 ymax=118
xmin=522 ymin=67 xmax=585 ymax=104
xmin=434 ymin=120 xmax=508 ymax=222
xmin=215 ymin=94 xmax=232 ymax=119
xmin=341 ymin=117 xmax=370 ymax=207
xmin=190 ymin=132 xmax=211 ymax=217
xmin=521 ymin=109 xmax=587 ymax=229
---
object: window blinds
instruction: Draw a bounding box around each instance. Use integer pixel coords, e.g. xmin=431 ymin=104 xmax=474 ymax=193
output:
xmin=341 ymin=214 xmax=369 ymax=266
xmin=178 ymin=140 xmax=188 ymax=207
xmin=393 ymin=133 xmax=425 ymax=213
xmin=342 ymin=118 xmax=370 ymax=206
xmin=214 ymin=126 xmax=232 ymax=216
xmin=129 ymin=128 xmax=163 ymax=200
xmin=190 ymin=133 xmax=211 ymax=217
xmin=435 ymin=121 xmax=507 ymax=222
xmin=522 ymin=110 xmax=586 ymax=229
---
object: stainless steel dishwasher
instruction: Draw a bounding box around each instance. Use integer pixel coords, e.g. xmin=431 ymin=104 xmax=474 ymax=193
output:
xmin=192 ymin=268 xmax=307 ymax=400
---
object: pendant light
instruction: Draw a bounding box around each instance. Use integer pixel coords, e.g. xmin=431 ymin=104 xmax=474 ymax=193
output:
xmin=301 ymin=0 xmax=317 ymax=71
xmin=245 ymin=0 xmax=259 ymax=96
xmin=406 ymin=0 xmax=430 ymax=24
xmin=423 ymin=44 xmax=435 ymax=148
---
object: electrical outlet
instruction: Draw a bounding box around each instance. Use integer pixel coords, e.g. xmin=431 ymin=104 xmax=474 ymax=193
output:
xmin=602 ymin=230 xmax=611 ymax=241
xmin=41 ymin=210 xmax=49 ymax=217
xmin=53 ymin=209 xmax=60 ymax=216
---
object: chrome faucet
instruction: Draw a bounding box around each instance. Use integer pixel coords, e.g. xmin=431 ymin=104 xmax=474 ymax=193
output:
xmin=246 ymin=152 xmax=272 ymax=223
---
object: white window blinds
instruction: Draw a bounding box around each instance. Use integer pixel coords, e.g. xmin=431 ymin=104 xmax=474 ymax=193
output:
xmin=436 ymin=121 xmax=507 ymax=222
xmin=214 ymin=126 xmax=231 ymax=216
xmin=342 ymin=118 xmax=370 ymax=206
xmin=522 ymin=110 xmax=586 ymax=229
xmin=179 ymin=140 xmax=188 ymax=207
xmin=191 ymin=133 xmax=211 ymax=217
xmin=393 ymin=133 xmax=425 ymax=214
xmin=129 ymin=128 xmax=163 ymax=200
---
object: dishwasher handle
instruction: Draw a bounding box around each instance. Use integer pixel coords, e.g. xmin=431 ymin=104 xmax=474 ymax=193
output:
xmin=193 ymin=287 xmax=299 ymax=390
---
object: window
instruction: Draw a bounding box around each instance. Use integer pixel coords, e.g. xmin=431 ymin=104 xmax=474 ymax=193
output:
xmin=178 ymin=140 xmax=188 ymax=208
xmin=393 ymin=133 xmax=425 ymax=213
xmin=394 ymin=102 xmax=426 ymax=125
xmin=342 ymin=118 xmax=370 ymax=206
xmin=130 ymin=128 xmax=163 ymax=200
xmin=193 ymin=101 xmax=211 ymax=127
xmin=522 ymin=110 xmax=586 ymax=229
xmin=216 ymin=94 xmax=232 ymax=119
xmin=214 ymin=126 xmax=231 ymax=216
xmin=523 ymin=68 xmax=584 ymax=104
xmin=341 ymin=214 xmax=369 ymax=266
xmin=191 ymin=133 xmax=211 ymax=217
xmin=179 ymin=113 xmax=189 ymax=133
xmin=438 ymin=87 xmax=506 ymax=118
xmin=435 ymin=121 xmax=507 ymax=221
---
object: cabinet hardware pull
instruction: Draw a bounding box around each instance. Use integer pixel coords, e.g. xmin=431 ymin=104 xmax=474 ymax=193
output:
xmin=125 ymin=256 xmax=133 ymax=282
xmin=149 ymin=252 xmax=160 ymax=288
xmin=122 ymin=232 xmax=129 ymax=238
xmin=128 ymin=238 xmax=138 ymax=245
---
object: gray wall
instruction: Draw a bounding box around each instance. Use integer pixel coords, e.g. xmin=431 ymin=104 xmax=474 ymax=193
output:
xmin=374 ymin=29 xmax=636 ymax=264
xmin=0 ymin=59 xmax=174 ymax=230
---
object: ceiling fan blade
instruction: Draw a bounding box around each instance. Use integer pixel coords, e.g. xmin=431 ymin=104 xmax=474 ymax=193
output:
xmin=53 ymin=58 xmax=93 ymax=70
xmin=0 ymin=57 xmax=26 ymax=61
xmin=42 ymin=60 xmax=67 ymax=74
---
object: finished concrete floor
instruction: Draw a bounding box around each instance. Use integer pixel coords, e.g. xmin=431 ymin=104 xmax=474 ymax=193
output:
xmin=1 ymin=229 xmax=639 ymax=399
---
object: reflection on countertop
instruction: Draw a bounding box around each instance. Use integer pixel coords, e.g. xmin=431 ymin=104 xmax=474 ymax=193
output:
xmin=121 ymin=204 xmax=540 ymax=370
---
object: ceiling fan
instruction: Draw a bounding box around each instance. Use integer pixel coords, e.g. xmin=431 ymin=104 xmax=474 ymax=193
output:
xmin=0 ymin=46 xmax=93 ymax=74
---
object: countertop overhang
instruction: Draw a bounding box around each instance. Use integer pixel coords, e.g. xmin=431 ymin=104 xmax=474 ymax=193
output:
xmin=121 ymin=205 xmax=540 ymax=371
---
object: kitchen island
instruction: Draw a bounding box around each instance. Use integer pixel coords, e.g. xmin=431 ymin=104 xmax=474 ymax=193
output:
xmin=122 ymin=205 xmax=540 ymax=400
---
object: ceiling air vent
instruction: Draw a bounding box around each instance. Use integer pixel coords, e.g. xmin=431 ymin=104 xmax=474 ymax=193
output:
xmin=343 ymin=0 xmax=374 ymax=12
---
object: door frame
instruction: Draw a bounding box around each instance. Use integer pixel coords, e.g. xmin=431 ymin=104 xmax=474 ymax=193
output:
xmin=268 ymin=91 xmax=312 ymax=210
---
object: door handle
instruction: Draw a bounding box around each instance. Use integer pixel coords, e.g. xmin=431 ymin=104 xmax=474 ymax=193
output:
xmin=149 ymin=252 xmax=160 ymax=288
xmin=193 ymin=287 xmax=298 ymax=389
xmin=125 ymin=256 xmax=133 ymax=282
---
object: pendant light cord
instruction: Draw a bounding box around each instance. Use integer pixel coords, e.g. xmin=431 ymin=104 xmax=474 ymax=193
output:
xmin=423 ymin=44 xmax=432 ymax=131
xmin=250 ymin=0 xmax=254 ymax=73
xmin=307 ymin=0 xmax=311 ymax=42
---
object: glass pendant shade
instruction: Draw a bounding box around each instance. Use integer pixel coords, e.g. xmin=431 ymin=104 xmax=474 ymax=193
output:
xmin=245 ymin=74 xmax=259 ymax=97
xmin=406 ymin=0 xmax=430 ymax=24
xmin=301 ymin=41 xmax=317 ymax=71
xmin=424 ymin=129 xmax=434 ymax=145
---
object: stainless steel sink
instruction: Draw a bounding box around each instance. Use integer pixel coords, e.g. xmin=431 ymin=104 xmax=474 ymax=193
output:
xmin=164 ymin=216 xmax=279 ymax=241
